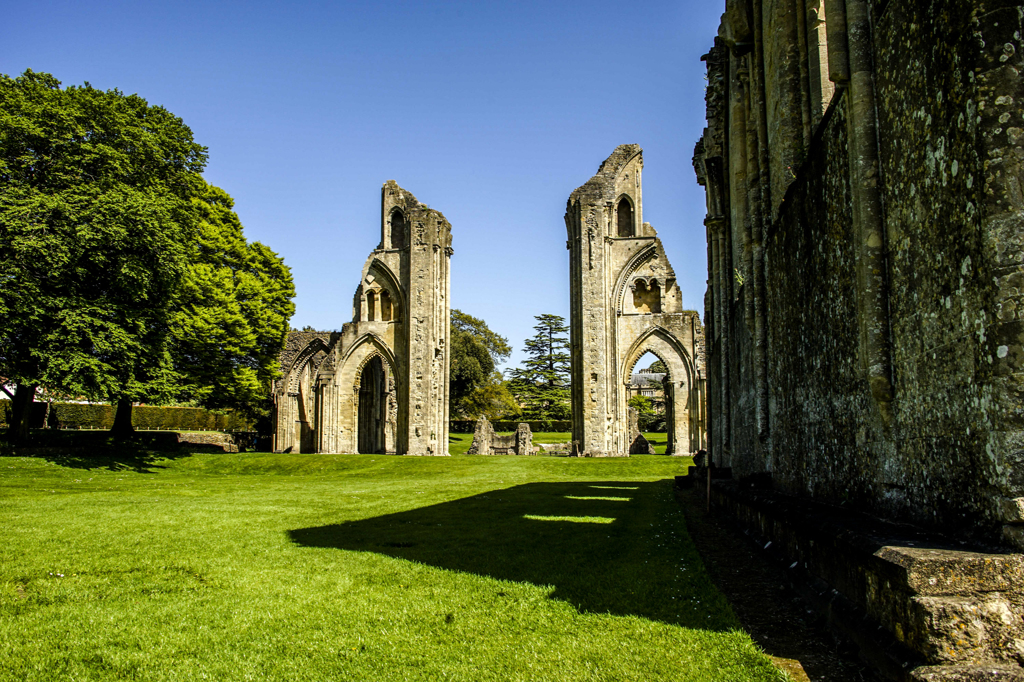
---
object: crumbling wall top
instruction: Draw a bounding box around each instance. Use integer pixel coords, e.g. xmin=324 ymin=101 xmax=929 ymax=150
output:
xmin=568 ymin=144 xmax=643 ymax=207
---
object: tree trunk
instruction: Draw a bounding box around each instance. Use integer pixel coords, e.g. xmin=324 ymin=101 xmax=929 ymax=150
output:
xmin=111 ymin=398 xmax=135 ymax=437
xmin=8 ymin=383 xmax=36 ymax=445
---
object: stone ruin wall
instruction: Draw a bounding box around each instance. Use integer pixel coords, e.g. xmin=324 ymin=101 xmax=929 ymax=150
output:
xmin=627 ymin=406 xmax=656 ymax=454
xmin=467 ymin=417 xmax=536 ymax=456
xmin=565 ymin=145 xmax=708 ymax=457
xmin=272 ymin=181 xmax=451 ymax=456
xmin=694 ymin=0 xmax=1024 ymax=547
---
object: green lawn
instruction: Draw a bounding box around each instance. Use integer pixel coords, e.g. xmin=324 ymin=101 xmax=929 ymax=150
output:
xmin=0 ymin=453 xmax=784 ymax=681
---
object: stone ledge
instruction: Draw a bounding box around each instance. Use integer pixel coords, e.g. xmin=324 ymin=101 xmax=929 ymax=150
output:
xmin=175 ymin=432 xmax=238 ymax=453
xmin=909 ymin=664 xmax=1024 ymax=682
xmin=700 ymin=479 xmax=1024 ymax=680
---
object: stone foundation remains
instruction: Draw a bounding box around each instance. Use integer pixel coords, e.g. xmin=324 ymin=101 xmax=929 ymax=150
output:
xmin=684 ymin=478 xmax=1024 ymax=681
xmin=467 ymin=417 xmax=535 ymax=456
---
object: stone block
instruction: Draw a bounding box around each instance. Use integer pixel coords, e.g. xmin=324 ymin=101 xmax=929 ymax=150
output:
xmin=1000 ymin=498 xmax=1024 ymax=524
xmin=707 ymin=480 xmax=1024 ymax=677
xmin=1004 ymin=525 xmax=1024 ymax=551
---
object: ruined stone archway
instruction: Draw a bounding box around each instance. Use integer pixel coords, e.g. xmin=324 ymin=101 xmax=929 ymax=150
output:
xmin=272 ymin=180 xmax=451 ymax=456
xmin=566 ymin=145 xmax=706 ymax=456
xmin=335 ymin=334 xmax=401 ymax=455
xmin=273 ymin=335 xmax=334 ymax=454
xmin=354 ymin=353 xmax=398 ymax=455
xmin=621 ymin=328 xmax=696 ymax=456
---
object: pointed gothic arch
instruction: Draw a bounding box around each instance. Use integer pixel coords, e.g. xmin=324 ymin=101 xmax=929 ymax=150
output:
xmin=613 ymin=243 xmax=658 ymax=313
xmin=620 ymin=326 xmax=696 ymax=456
xmin=367 ymin=258 xmax=405 ymax=321
xmin=616 ymin=195 xmax=636 ymax=237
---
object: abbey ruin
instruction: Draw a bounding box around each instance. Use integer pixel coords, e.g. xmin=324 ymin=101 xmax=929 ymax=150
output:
xmin=693 ymin=0 xmax=1024 ymax=677
xmin=566 ymin=145 xmax=706 ymax=456
xmin=272 ymin=181 xmax=452 ymax=456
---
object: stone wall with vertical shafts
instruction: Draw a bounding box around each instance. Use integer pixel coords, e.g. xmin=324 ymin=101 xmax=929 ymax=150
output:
xmin=381 ymin=181 xmax=452 ymax=456
xmin=271 ymin=181 xmax=451 ymax=456
xmin=566 ymin=146 xmax=707 ymax=457
xmin=694 ymin=0 xmax=1024 ymax=547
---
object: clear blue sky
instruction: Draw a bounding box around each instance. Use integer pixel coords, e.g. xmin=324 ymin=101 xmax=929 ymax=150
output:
xmin=4 ymin=0 xmax=722 ymax=372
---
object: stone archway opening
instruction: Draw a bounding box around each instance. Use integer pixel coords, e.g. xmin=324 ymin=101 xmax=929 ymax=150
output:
xmin=357 ymin=355 xmax=396 ymax=454
xmin=390 ymin=210 xmax=407 ymax=250
xmin=617 ymin=198 xmax=634 ymax=237
xmin=627 ymin=349 xmax=675 ymax=454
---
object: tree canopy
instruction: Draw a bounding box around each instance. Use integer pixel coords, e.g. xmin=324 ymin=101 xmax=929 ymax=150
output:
xmin=169 ymin=182 xmax=295 ymax=418
xmin=646 ymin=359 xmax=667 ymax=374
xmin=451 ymin=309 xmax=511 ymax=366
xmin=628 ymin=394 xmax=661 ymax=433
xmin=449 ymin=309 xmax=517 ymax=419
xmin=0 ymin=70 xmax=209 ymax=438
xmin=506 ymin=314 xmax=571 ymax=420
xmin=0 ymin=70 xmax=294 ymax=439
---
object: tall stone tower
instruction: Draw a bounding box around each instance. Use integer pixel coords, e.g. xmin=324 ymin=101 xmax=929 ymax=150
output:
xmin=272 ymin=181 xmax=452 ymax=456
xmin=565 ymin=145 xmax=705 ymax=457
xmin=380 ymin=180 xmax=453 ymax=456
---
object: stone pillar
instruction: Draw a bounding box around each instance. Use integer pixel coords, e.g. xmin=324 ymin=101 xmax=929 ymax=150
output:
xmin=514 ymin=423 xmax=535 ymax=456
xmin=466 ymin=416 xmax=494 ymax=455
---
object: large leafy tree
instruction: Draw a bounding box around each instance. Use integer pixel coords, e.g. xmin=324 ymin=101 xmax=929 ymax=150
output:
xmin=449 ymin=309 xmax=515 ymax=418
xmin=0 ymin=70 xmax=207 ymax=440
xmin=506 ymin=314 xmax=571 ymax=420
xmin=647 ymin=359 xmax=667 ymax=374
xmin=451 ymin=309 xmax=511 ymax=365
xmin=459 ymin=371 xmax=521 ymax=421
xmin=169 ymin=183 xmax=295 ymax=419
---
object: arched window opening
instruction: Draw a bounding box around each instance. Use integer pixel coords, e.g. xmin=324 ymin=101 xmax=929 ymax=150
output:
xmin=380 ymin=290 xmax=393 ymax=321
xmin=358 ymin=356 xmax=387 ymax=454
xmin=632 ymin=280 xmax=649 ymax=312
xmin=648 ymin=281 xmax=662 ymax=313
xmin=617 ymin=198 xmax=634 ymax=238
xmin=367 ymin=290 xmax=376 ymax=321
xmin=390 ymin=211 xmax=407 ymax=250
xmin=631 ymin=279 xmax=662 ymax=314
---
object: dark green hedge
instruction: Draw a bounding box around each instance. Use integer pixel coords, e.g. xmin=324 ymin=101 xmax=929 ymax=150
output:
xmin=0 ymin=401 xmax=253 ymax=431
xmin=450 ymin=420 xmax=572 ymax=434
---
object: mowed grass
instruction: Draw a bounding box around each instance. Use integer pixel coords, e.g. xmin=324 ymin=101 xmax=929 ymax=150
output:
xmin=0 ymin=453 xmax=784 ymax=682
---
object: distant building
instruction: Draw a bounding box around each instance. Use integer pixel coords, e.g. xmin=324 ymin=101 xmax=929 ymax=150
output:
xmin=626 ymin=369 xmax=666 ymax=407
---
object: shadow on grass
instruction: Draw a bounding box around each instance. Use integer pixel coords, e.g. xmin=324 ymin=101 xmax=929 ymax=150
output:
xmin=1 ymin=430 xmax=194 ymax=473
xmin=289 ymin=479 xmax=735 ymax=631
xmin=39 ymin=448 xmax=193 ymax=473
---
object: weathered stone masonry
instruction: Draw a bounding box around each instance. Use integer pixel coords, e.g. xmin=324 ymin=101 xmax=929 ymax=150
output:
xmin=696 ymin=0 xmax=1024 ymax=551
xmin=566 ymin=146 xmax=707 ymax=456
xmin=272 ymin=181 xmax=451 ymax=456
xmin=694 ymin=0 xmax=1024 ymax=677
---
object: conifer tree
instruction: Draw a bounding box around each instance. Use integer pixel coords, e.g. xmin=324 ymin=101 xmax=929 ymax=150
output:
xmin=507 ymin=314 xmax=571 ymax=420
